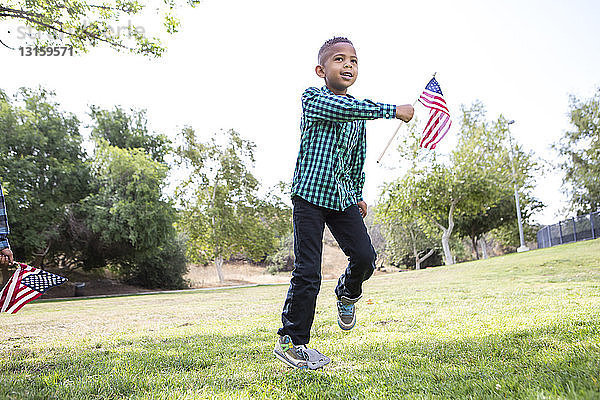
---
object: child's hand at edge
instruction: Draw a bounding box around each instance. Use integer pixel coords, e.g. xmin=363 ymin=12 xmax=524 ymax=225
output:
xmin=358 ymin=201 xmax=368 ymax=218
xmin=0 ymin=248 xmax=13 ymax=266
xmin=396 ymin=104 xmax=414 ymax=122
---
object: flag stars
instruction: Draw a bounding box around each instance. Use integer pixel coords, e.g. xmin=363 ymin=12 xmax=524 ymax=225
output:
xmin=1 ymin=264 xmax=68 ymax=313
xmin=22 ymin=270 xmax=68 ymax=293
xmin=426 ymin=78 xmax=443 ymax=95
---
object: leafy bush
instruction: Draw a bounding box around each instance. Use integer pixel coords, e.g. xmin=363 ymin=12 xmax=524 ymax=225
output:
xmin=265 ymin=234 xmax=294 ymax=274
xmin=118 ymin=235 xmax=188 ymax=289
xmin=0 ymin=87 xmax=91 ymax=261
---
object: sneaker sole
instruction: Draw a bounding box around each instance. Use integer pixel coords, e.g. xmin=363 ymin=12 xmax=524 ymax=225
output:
xmin=337 ymin=317 xmax=356 ymax=331
xmin=307 ymin=361 xmax=327 ymax=370
xmin=273 ymin=349 xmax=309 ymax=370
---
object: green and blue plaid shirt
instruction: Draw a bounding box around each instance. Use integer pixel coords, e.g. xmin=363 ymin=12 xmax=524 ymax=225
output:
xmin=0 ymin=184 xmax=10 ymax=250
xmin=291 ymin=86 xmax=396 ymax=210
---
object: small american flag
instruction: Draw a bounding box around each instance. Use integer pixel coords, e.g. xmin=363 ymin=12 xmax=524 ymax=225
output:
xmin=418 ymin=77 xmax=452 ymax=150
xmin=0 ymin=262 xmax=67 ymax=313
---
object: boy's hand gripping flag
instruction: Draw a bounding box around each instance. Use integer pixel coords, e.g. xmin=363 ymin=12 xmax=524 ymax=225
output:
xmin=0 ymin=262 xmax=68 ymax=313
xmin=418 ymin=77 xmax=452 ymax=150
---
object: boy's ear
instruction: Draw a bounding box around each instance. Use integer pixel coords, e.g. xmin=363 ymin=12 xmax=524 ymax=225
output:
xmin=315 ymin=65 xmax=325 ymax=78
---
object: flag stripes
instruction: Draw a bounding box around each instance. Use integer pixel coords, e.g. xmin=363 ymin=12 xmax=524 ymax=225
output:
xmin=420 ymin=110 xmax=452 ymax=149
xmin=419 ymin=91 xmax=449 ymax=114
xmin=0 ymin=263 xmax=67 ymax=314
xmin=418 ymin=77 xmax=452 ymax=150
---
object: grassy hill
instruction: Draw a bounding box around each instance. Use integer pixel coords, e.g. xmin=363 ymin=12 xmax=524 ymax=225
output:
xmin=1 ymin=239 xmax=599 ymax=399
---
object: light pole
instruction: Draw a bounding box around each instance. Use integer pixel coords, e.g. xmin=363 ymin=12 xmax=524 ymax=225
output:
xmin=507 ymin=120 xmax=529 ymax=252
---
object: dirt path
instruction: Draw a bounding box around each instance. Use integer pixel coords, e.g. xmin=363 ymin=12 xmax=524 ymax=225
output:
xmin=185 ymin=243 xmax=352 ymax=287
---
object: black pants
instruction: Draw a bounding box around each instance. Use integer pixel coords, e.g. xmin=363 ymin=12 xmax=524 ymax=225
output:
xmin=277 ymin=195 xmax=377 ymax=345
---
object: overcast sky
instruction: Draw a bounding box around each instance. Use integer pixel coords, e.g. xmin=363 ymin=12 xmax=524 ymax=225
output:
xmin=2 ymin=0 xmax=599 ymax=224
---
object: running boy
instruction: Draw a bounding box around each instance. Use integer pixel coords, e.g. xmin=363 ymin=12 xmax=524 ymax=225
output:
xmin=274 ymin=37 xmax=414 ymax=369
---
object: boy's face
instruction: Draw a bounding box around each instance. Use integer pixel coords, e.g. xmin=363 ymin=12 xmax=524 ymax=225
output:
xmin=316 ymin=42 xmax=358 ymax=95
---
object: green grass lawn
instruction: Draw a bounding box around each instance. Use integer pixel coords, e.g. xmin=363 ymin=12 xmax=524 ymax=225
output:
xmin=1 ymin=239 xmax=599 ymax=399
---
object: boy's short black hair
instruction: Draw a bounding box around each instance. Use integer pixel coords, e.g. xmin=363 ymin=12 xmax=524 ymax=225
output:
xmin=318 ymin=37 xmax=354 ymax=65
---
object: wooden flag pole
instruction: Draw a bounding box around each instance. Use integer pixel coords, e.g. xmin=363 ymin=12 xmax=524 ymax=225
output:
xmin=376 ymin=72 xmax=437 ymax=164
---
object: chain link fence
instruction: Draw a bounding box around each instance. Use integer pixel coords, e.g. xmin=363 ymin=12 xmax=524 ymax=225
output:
xmin=537 ymin=211 xmax=600 ymax=249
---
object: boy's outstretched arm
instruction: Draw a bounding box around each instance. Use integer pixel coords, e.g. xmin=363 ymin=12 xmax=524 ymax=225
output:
xmin=302 ymin=87 xmax=397 ymax=122
xmin=303 ymin=87 xmax=414 ymax=124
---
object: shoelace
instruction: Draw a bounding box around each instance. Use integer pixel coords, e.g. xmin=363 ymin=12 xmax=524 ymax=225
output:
xmin=295 ymin=345 xmax=309 ymax=360
xmin=338 ymin=302 xmax=354 ymax=317
xmin=298 ymin=345 xmax=326 ymax=362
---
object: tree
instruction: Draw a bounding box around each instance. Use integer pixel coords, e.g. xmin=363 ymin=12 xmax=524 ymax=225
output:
xmin=89 ymin=105 xmax=171 ymax=163
xmin=555 ymin=88 xmax=600 ymax=214
xmin=454 ymin=194 xmax=515 ymax=259
xmin=383 ymin=110 xmax=502 ymax=265
xmin=490 ymin=194 xmax=543 ymax=251
xmin=378 ymin=102 xmax=541 ymax=265
xmin=376 ymin=140 xmax=439 ymax=272
xmin=176 ymin=128 xmax=291 ymax=283
xmin=76 ymin=105 xmax=186 ymax=287
xmin=453 ymin=110 xmax=541 ymax=256
xmin=433 ymin=104 xmax=542 ymax=262
xmin=0 ymin=87 xmax=91 ymax=264
xmin=261 ymin=182 xmax=295 ymax=273
xmin=74 ymin=142 xmax=187 ymax=288
xmin=0 ymin=86 xmax=187 ymax=288
xmin=0 ymin=0 xmax=200 ymax=56
xmin=376 ymin=198 xmax=438 ymax=270
xmin=392 ymin=163 xmax=485 ymax=266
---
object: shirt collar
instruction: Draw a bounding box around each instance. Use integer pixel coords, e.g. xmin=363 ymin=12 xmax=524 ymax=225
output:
xmin=322 ymin=85 xmax=354 ymax=99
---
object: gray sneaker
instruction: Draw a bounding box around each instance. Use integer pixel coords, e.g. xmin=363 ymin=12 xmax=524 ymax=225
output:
xmin=297 ymin=345 xmax=331 ymax=369
xmin=273 ymin=335 xmax=308 ymax=369
xmin=337 ymin=295 xmax=362 ymax=331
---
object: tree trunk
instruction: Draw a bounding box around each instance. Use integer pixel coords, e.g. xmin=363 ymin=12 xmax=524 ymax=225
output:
xmin=416 ymin=248 xmax=435 ymax=270
xmin=471 ymin=236 xmax=480 ymax=260
xmin=210 ymin=176 xmax=225 ymax=283
xmin=441 ymin=201 xmax=456 ymax=265
xmin=410 ymin=229 xmax=420 ymax=270
xmin=441 ymin=229 xmax=454 ymax=265
xmin=480 ymin=234 xmax=489 ymax=259
xmin=414 ymin=249 xmax=421 ymax=270
xmin=32 ymin=242 xmax=50 ymax=268
xmin=215 ymin=255 xmax=224 ymax=283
